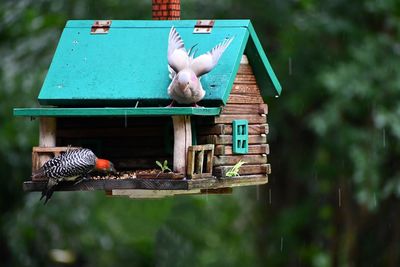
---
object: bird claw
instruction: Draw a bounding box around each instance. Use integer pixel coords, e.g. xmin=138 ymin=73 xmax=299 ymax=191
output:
xmin=192 ymin=103 xmax=203 ymax=108
xmin=73 ymin=175 xmax=90 ymax=186
xmin=166 ymin=101 xmax=176 ymax=108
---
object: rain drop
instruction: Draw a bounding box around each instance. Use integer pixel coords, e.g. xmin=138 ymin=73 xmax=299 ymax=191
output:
xmin=124 ymin=111 xmax=127 ymax=128
xmin=382 ymin=128 xmax=386 ymax=147
xmin=256 ymin=185 xmax=260 ymax=201
xmin=269 ymin=188 xmax=272 ymax=204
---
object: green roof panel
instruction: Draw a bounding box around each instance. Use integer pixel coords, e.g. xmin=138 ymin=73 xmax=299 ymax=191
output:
xmin=37 ymin=20 xmax=281 ymax=107
xmin=13 ymin=107 xmax=222 ymax=117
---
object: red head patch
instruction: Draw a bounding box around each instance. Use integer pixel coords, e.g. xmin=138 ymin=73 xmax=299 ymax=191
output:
xmin=95 ymin=159 xmax=111 ymax=171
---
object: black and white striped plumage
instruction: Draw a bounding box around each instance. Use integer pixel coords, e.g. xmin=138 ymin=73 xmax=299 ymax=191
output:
xmin=33 ymin=148 xmax=97 ymax=204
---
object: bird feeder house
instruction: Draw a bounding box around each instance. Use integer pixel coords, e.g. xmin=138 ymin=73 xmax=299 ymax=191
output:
xmin=14 ymin=20 xmax=282 ymax=198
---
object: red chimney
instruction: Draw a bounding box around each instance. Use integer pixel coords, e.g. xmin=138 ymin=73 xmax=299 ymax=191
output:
xmin=152 ymin=0 xmax=180 ymax=20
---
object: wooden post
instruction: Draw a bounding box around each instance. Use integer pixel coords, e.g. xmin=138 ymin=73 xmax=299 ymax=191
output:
xmin=38 ymin=117 xmax=56 ymax=167
xmin=39 ymin=117 xmax=56 ymax=147
xmin=172 ymin=116 xmax=191 ymax=173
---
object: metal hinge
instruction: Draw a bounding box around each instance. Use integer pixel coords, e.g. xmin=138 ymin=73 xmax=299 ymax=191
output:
xmin=193 ymin=20 xmax=215 ymax=34
xmin=91 ymin=20 xmax=111 ymax=34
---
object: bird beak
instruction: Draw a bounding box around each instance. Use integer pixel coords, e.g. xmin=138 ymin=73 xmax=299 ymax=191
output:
xmin=179 ymin=83 xmax=189 ymax=91
xmin=110 ymin=165 xmax=117 ymax=175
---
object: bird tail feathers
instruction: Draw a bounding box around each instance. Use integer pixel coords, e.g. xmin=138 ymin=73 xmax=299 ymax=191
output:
xmin=40 ymin=178 xmax=58 ymax=204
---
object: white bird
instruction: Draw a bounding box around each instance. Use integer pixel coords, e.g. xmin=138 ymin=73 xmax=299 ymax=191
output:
xmin=167 ymin=26 xmax=234 ymax=107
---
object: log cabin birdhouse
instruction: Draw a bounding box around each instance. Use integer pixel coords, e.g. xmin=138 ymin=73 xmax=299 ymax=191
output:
xmin=14 ymin=19 xmax=282 ymax=198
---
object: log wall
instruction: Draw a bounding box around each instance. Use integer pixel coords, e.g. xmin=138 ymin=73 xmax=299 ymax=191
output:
xmin=197 ymin=56 xmax=271 ymax=178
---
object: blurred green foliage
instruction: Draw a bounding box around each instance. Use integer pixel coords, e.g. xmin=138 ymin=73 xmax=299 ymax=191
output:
xmin=1 ymin=0 xmax=400 ymax=266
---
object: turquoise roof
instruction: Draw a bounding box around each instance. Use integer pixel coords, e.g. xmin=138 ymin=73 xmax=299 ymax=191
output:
xmin=13 ymin=107 xmax=221 ymax=117
xmin=36 ymin=19 xmax=281 ymax=108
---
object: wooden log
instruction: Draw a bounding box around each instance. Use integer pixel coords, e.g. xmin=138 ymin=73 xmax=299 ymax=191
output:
xmin=188 ymin=175 xmax=268 ymax=189
xmin=198 ymin=134 xmax=267 ymax=145
xmin=221 ymin=104 xmax=267 ymax=115
xmin=39 ymin=117 xmax=56 ymax=168
xmin=237 ymin=69 xmax=254 ymax=76
xmin=234 ymin=74 xmax=257 ymax=83
xmin=111 ymin=189 xmax=202 ymax=198
xmin=39 ymin=117 xmax=56 ymax=147
xmin=222 ymin=124 xmax=268 ymax=135
xmin=214 ymin=114 xmax=267 ymax=124
xmin=198 ymin=124 xmax=268 ymax=135
xmin=232 ymin=80 xmax=257 ymax=85
xmin=214 ymin=144 xmax=269 ymax=156
xmin=230 ymin=84 xmax=260 ymax=94
xmin=227 ymin=94 xmax=264 ymax=104
xmin=237 ymin=65 xmax=254 ymax=75
xmin=214 ymin=164 xmax=271 ymax=177
xmin=200 ymin=188 xmax=232 ymax=195
xmin=240 ymin=55 xmax=249 ymax=64
xmin=172 ymin=116 xmax=192 ymax=174
xmin=188 ymin=144 xmax=215 ymax=151
xmin=111 ymin=187 xmax=233 ymax=198
xmin=213 ymin=155 xmax=267 ymax=166
xmin=261 ymin=104 xmax=268 ymax=114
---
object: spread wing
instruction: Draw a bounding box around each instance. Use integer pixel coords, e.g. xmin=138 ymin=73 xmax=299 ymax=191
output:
xmin=168 ymin=65 xmax=176 ymax=80
xmin=190 ymin=37 xmax=234 ymax=77
xmin=168 ymin=27 xmax=189 ymax=73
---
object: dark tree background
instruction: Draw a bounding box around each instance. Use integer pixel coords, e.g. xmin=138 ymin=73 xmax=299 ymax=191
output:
xmin=1 ymin=0 xmax=400 ymax=266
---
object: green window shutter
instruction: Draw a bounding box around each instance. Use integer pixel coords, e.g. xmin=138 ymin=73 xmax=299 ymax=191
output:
xmin=233 ymin=120 xmax=248 ymax=154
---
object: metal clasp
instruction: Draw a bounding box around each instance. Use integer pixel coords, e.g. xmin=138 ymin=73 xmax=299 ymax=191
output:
xmin=193 ymin=20 xmax=215 ymax=34
xmin=91 ymin=20 xmax=111 ymax=34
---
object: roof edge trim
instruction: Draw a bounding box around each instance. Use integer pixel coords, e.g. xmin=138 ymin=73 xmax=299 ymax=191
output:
xmin=13 ymin=107 xmax=222 ymax=117
xmin=247 ymin=22 xmax=282 ymax=96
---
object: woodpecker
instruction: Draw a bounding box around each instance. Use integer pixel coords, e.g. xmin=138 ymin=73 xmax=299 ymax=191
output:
xmin=32 ymin=148 xmax=116 ymax=204
xmin=167 ymin=26 xmax=234 ymax=107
